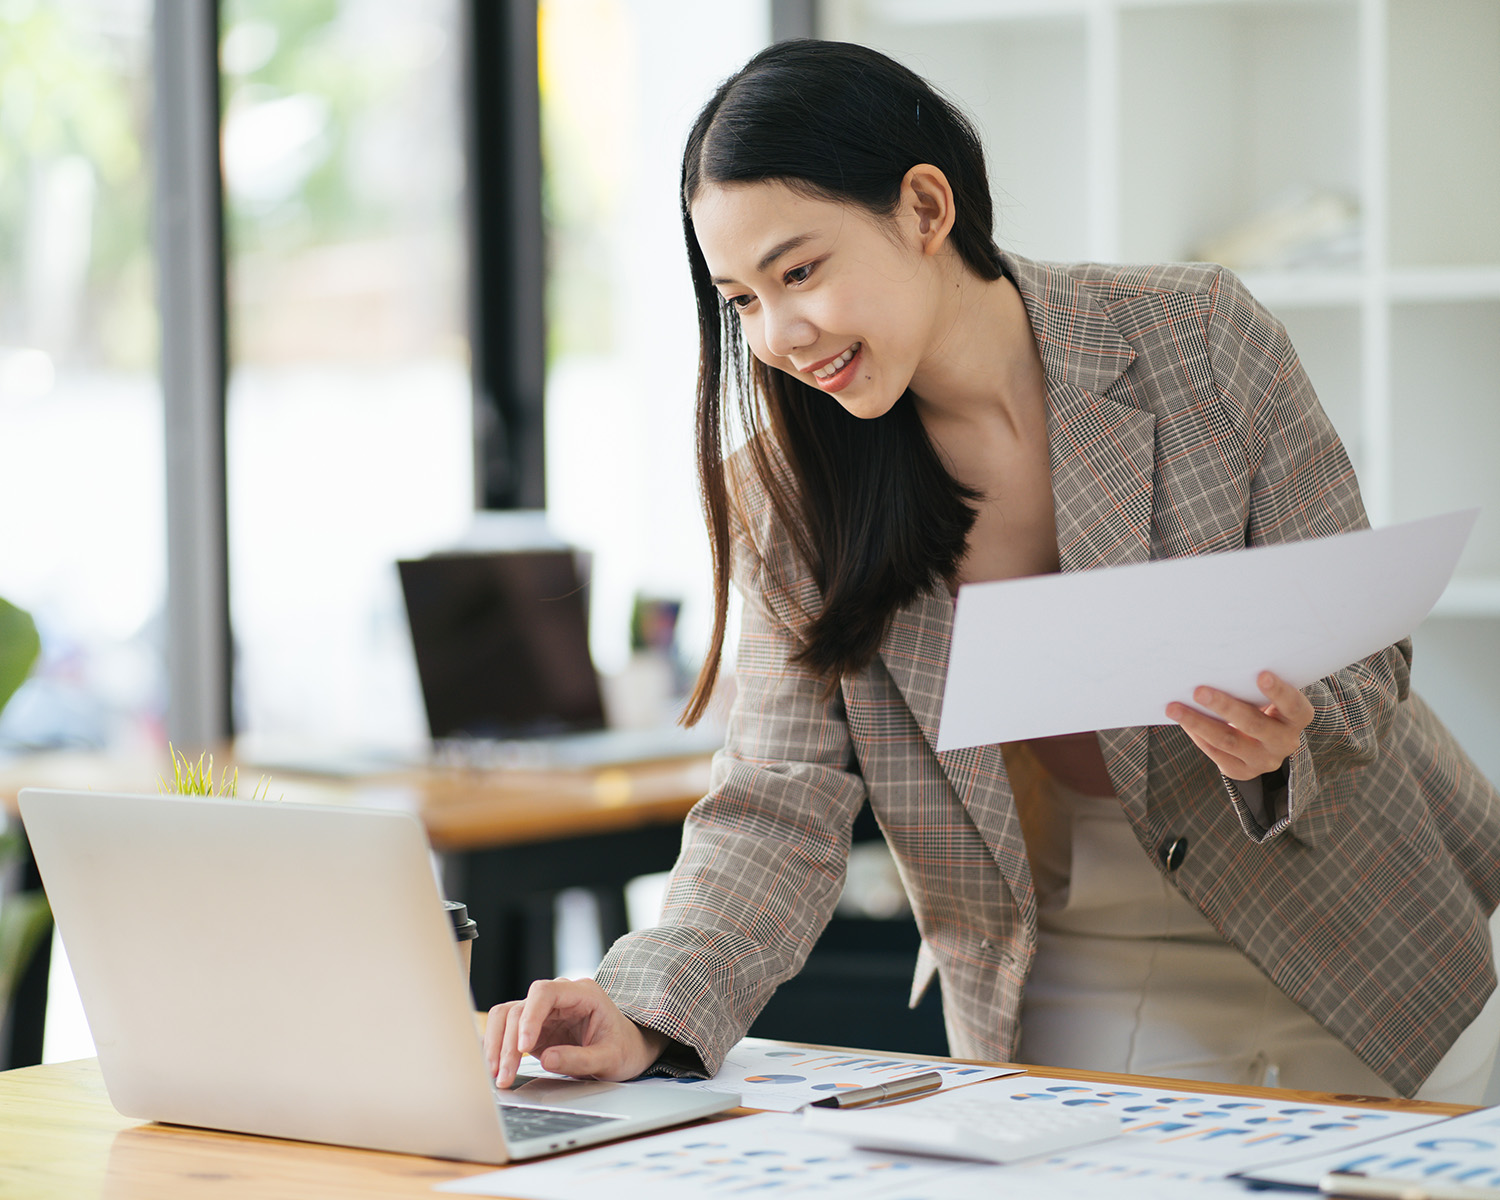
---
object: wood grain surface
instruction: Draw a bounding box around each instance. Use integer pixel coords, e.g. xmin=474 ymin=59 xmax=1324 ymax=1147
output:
xmin=0 ymin=1046 xmax=1471 ymax=1200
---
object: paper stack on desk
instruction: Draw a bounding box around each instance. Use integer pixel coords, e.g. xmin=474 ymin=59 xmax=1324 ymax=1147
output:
xmin=438 ymin=1073 xmax=1450 ymax=1200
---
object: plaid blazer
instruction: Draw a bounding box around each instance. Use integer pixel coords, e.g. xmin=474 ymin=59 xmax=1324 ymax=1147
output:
xmin=596 ymin=253 xmax=1500 ymax=1097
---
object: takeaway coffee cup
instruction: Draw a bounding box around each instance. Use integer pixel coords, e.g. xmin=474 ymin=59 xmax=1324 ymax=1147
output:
xmin=445 ymin=900 xmax=479 ymax=979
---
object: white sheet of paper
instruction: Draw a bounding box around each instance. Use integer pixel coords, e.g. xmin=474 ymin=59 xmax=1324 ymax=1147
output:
xmin=1240 ymin=1104 xmax=1500 ymax=1190
xmin=937 ymin=509 xmax=1477 ymax=751
xmin=619 ymin=1038 xmax=1020 ymax=1112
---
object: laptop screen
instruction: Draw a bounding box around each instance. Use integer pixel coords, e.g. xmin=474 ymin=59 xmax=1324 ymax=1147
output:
xmin=397 ymin=550 xmax=606 ymax=740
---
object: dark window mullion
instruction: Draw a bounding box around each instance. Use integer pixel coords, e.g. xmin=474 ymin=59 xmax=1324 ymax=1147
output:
xmin=465 ymin=0 xmax=546 ymax=511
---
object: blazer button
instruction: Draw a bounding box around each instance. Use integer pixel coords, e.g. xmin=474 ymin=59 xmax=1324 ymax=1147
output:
xmin=1159 ymin=836 xmax=1188 ymax=873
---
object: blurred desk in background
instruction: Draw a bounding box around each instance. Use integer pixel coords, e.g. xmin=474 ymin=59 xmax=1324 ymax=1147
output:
xmin=0 ymin=748 xmax=713 ymax=1067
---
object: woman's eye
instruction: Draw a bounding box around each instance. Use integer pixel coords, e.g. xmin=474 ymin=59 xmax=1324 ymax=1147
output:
xmin=784 ymin=263 xmax=814 ymax=286
xmin=725 ymin=293 xmax=754 ymax=311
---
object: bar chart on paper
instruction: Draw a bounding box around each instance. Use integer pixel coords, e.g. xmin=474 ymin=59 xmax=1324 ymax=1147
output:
xmin=1244 ymin=1105 xmax=1500 ymax=1191
xmin=1002 ymin=1076 xmax=1443 ymax=1171
xmin=439 ymin=1113 xmax=997 ymax=1199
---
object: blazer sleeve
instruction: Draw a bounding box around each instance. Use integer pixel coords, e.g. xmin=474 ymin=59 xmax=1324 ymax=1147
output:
xmin=1205 ymin=267 xmax=1412 ymax=846
xmin=593 ymin=505 xmax=869 ymax=1077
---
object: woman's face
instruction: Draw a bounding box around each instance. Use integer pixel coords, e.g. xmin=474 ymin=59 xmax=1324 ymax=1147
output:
xmin=691 ymin=179 xmax=944 ymax=420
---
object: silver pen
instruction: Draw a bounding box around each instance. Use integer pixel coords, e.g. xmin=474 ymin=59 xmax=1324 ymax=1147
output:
xmin=1321 ymin=1172 xmax=1500 ymax=1200
xmin=805 ymin=1070 xmax=945 ymax=1110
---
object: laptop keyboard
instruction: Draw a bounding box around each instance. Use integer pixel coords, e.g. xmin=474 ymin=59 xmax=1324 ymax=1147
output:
xmin=498 ymin=1103 xmax=624 ymax=1140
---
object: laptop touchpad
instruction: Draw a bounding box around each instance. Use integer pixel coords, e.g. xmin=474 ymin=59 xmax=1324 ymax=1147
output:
xmin=499 ymin=1076 xmax=625 ymax=1106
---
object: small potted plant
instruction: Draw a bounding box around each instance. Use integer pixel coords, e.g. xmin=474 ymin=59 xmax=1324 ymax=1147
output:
xmin=0 ymin=597 xmax=50 ymax=1020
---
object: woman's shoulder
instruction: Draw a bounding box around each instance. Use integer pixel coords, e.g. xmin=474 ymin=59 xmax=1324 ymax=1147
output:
xmin=721 ymin=439 xmax=827 ymax=630
xmin=1016 ymin=253 xmax=1257 ymax=312
xmin=724 ymin=434 xmax=791 ymax=527
xmin=1013 ymin=252 xmax=1290 ymax=368
xmin=1051 ymin=256 xmax=1224 ymax=292
xmin=723 ymin=436 xmax=812 ymax=579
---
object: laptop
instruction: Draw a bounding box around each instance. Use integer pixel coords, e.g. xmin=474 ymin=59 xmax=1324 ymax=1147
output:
xmin=18 ymin=787 xmax=738 ymax=1163
xmin=391 ymin=549 xmax=722 ymax=770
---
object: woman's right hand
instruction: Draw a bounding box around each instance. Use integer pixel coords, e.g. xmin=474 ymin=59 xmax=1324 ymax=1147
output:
xmin=484 ymin=977 xmax=670 ymax=1088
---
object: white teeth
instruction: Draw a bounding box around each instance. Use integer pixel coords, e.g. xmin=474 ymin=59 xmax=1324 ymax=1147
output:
xmin=813 ymin=343 xmax=859 ymax=380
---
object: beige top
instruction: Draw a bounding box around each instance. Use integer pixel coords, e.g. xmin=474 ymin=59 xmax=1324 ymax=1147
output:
xmin=1006 ymin=736 xmax=1224 ymax=941
xmin=1004 ymin=733 xmax=1115 ymax=913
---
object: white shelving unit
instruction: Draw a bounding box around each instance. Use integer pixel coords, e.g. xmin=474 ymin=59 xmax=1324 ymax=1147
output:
xmin=824 ymin=0 xmax=1500 ymax=781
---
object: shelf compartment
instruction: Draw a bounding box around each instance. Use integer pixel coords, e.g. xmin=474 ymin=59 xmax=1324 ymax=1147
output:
xmin=1238 ymin=269 xmax=1365 ymax=308
xmin=1117 ymin=0 xmax=1360 ymax=266
xmin=1389 ymin=299 xmax=1500 ymax=575
xmin=1387 ymin=0 xmax=1500 ymax=269
xmin=824 ymin=4 xmax=1090 ymax=260
xmin=1432 ymin=576 xmax=1500 ymax=619
xmin=1387 ymin=268 xmax=1500 ymax=304
xmin=1410 ymin=616 xmax=1500 ymax=788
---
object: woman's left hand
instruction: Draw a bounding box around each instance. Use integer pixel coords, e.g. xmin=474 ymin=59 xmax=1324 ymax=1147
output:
xmin=1166 ymin=671 xmax=1313 ymax=781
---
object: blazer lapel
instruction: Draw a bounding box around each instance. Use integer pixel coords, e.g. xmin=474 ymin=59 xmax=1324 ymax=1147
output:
xmin=880 ymin=254 xmax=1160 ymax=849
xmin=1009 ymin=252 xmax=1155 ymax=577
xmin=1015 ymin=254 xmax=1158 ymax=817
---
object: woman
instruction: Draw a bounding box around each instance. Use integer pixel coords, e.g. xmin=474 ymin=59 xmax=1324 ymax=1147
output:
xmin=487 ymin=40 xmax=1500 ymax=1100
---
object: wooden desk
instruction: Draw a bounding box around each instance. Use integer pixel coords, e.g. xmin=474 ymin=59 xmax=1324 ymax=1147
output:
xmin=0 ymin=749 xmax=714 ymax=1066
xmin=0 ymin=1057 xmax=499 ymax=1199
xmin=0 ymin=748 xmax=714 ymax=852
xmin=0 ymin=1051 xmax=1471 ymax=1200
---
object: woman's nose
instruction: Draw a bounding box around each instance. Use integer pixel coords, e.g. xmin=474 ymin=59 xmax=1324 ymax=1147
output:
xmin=761 ymin=299 xmax=815 ymax=360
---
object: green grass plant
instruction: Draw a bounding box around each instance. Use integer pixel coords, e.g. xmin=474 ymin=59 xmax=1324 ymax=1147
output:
xmin=159 ymin=743 xmax=276 ymax=801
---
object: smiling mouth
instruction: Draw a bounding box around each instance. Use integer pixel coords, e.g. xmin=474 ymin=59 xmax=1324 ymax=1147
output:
xmin=810 ymin=343 xmax=860 ymax=381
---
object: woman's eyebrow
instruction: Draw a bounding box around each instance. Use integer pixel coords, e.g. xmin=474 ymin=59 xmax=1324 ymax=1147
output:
xmin=711 ymin=233 xmax=818 ymax=286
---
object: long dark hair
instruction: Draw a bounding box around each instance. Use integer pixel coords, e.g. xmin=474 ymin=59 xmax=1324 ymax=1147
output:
xmin=680 ymin=40 xmax=1005 ymax=724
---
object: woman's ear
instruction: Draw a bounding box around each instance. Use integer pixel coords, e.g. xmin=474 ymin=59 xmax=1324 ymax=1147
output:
xmin=901 ymin=164 xmax=957 ymax=255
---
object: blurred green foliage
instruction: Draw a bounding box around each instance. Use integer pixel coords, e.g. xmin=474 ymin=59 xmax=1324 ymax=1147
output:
xmin=0 ymin=1 xmax=153 ymax=368
xmin=0 ymin=0 xmax=421 ymax=370
xmin=0 ymin=598 xmax=39 ymax=717
xmin=0 ymin=595 xmax=47 ymax=1028
xmin=222 ymin=0 xmax=419 ymax=255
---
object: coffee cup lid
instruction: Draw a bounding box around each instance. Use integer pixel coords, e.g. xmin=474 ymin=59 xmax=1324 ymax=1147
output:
xmin=444 ymin=899 xmax=479 ymax=941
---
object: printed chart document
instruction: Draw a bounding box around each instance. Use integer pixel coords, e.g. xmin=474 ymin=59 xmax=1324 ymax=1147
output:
xmin=994 ymin=1074 xmax=1443 ymax=1172
xmin=437 ymin=1076 xmax=1445 ymax=1200
xmin=938 ymin=509 xmax=1477 ymax=750
xmin=437 ymin=1113 xmax=986 ymax=1199
xmin=1240 ymin=1104 xmax=1500 ymax=1191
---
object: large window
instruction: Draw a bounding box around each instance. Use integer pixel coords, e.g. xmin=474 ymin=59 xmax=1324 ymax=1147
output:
xmin=0 ymin=0 xmax=162 ymax=757
xmin=539 ymin=0 xmax=768 ymax=709
xmin=0 ymin=0 xmax=160 ymax=1066
xmin=221 ymin=0 xmax=473 ymax=758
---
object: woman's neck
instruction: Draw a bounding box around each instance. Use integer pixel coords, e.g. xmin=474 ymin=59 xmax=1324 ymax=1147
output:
xmin=907 ymin=267 xmax=1045 ymax=436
